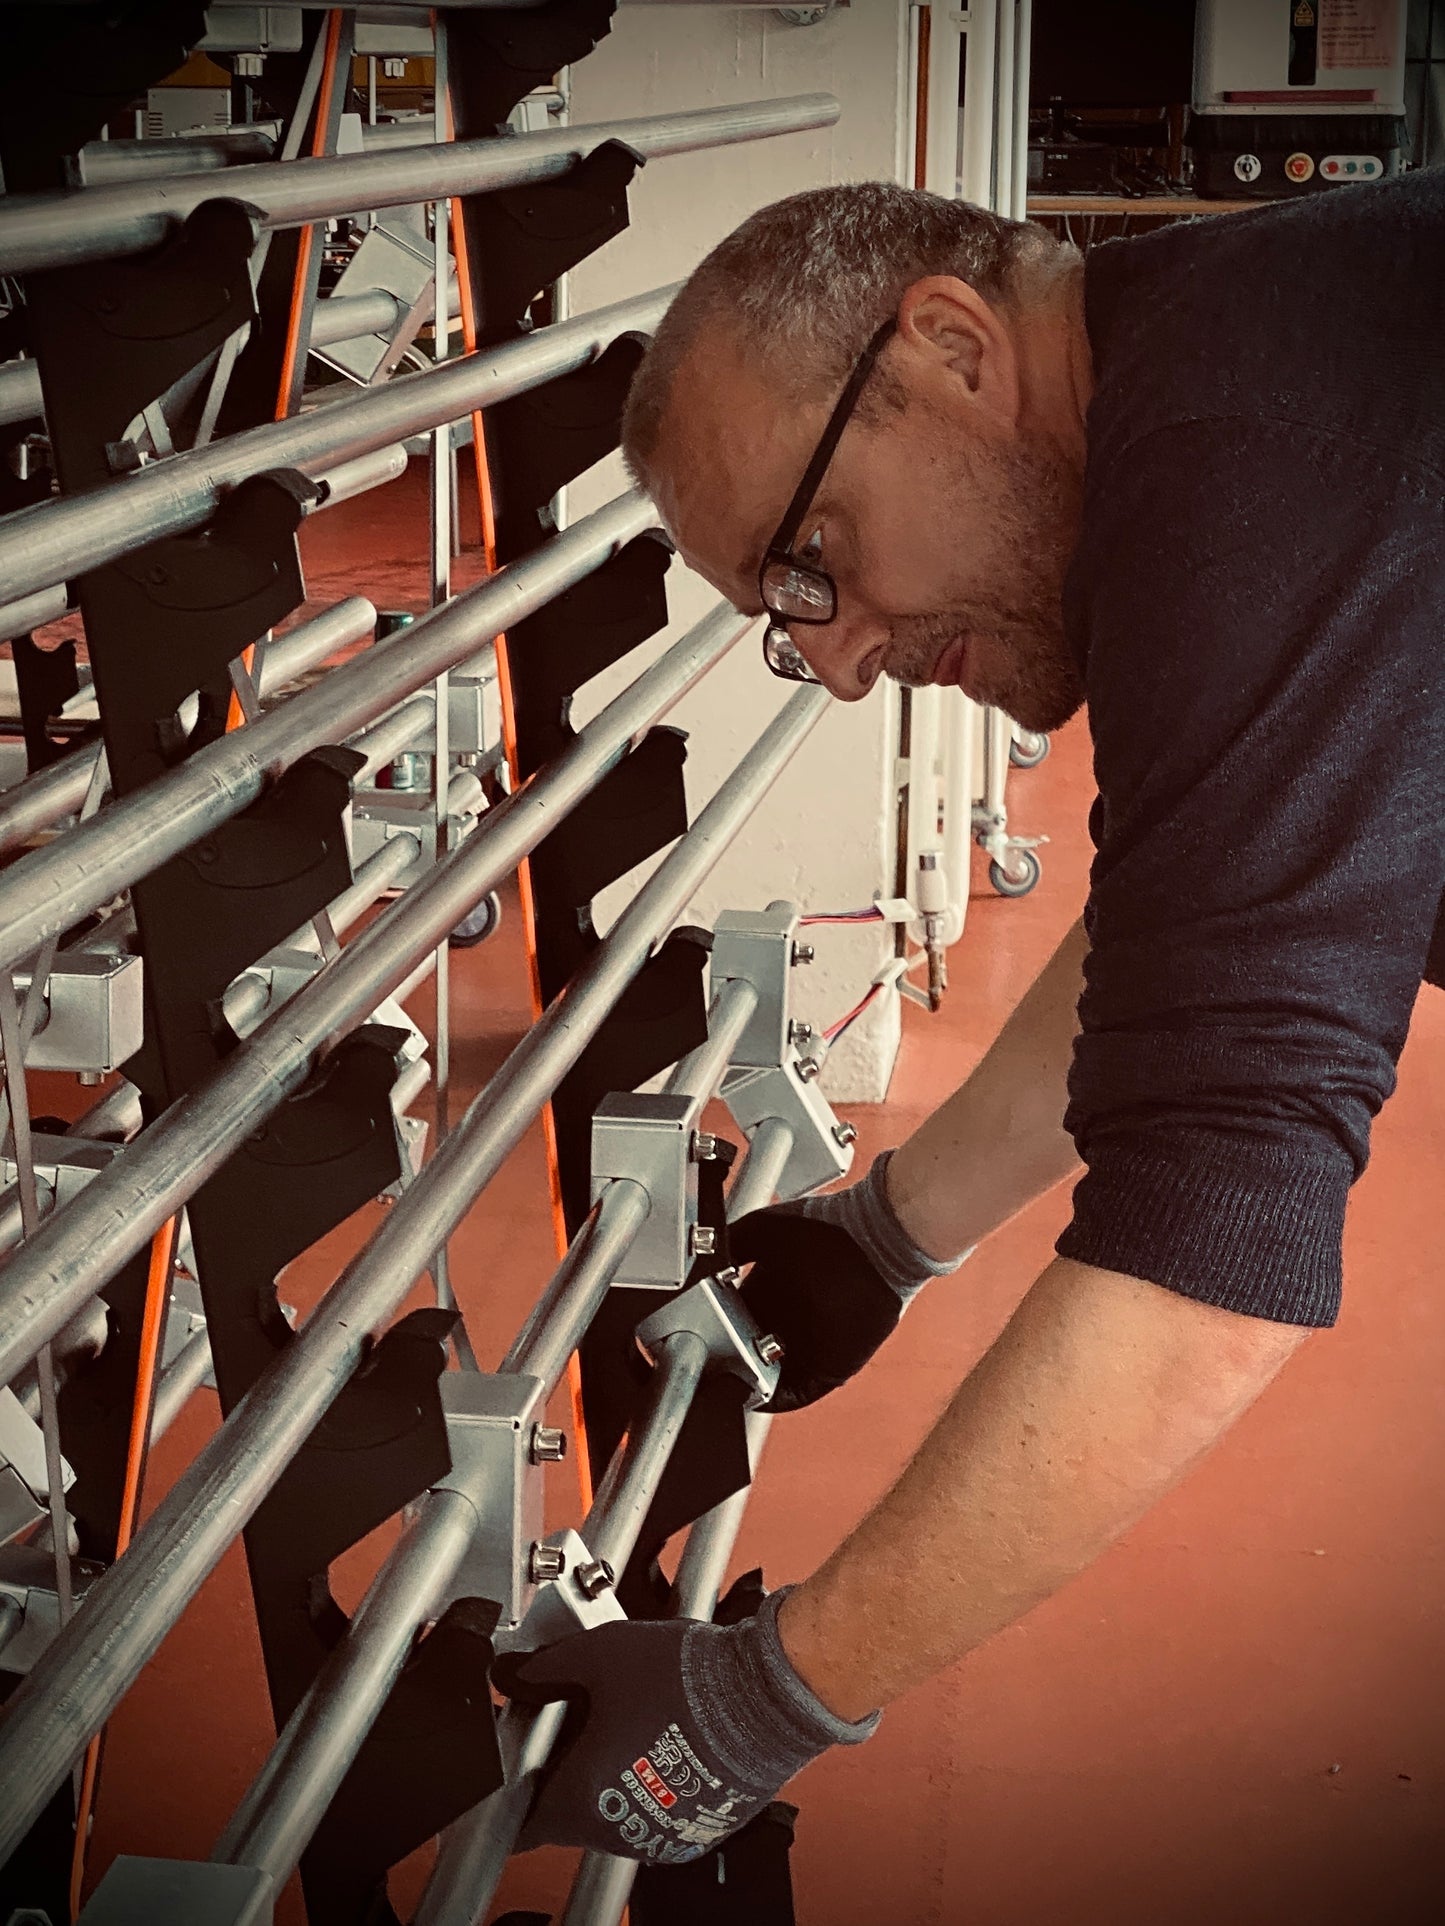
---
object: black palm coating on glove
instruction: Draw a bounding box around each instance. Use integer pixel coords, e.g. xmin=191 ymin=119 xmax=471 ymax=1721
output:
xmin=492 ymin=1592 xmax=877 ymax=1867
xmin=729 ymin=1206 xmax=905 ymax=1412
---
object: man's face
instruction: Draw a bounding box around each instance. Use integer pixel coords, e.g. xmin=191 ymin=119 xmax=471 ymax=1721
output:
xmin=649 ymin=295 xmax=1087 ymax=732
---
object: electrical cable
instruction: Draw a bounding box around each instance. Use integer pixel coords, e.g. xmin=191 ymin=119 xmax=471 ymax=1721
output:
xmin=821 ymin=980 xmax=883 ymax=1046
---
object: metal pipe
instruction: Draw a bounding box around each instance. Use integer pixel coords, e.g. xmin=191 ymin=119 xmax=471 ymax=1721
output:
xmin=0 ymin=679 xmax=826 ymax=1852
xmin=75 ymin=129 xmax=278 ymax=184
xmin=0 ymin=96 xmax=840 ymax=277
xmin=0 ymin=601 xmax=749 ymax=1393
xmin=0 ymin=583 xmax=70 ymax=642
xmin=323 ymin=836 xmax=424 ymax=940
xmin=559 ymin=1853 xmax=637 ymax=1926
xmin=0 ymin=745 xmax=95 ymax=859
xmin=0 ymin=596 xmax=378 ymax=861
xmin=149 ymin=1322 xmax=214 ymax=1443
xmin=255 ymin=595 xmax=378 ymax=701
xmin=0 ymin=492 xmax=655 ymax=978
xmin=214 ymin=1488 xmax=478 ymax=1884
xmin=0 ymin=289 xmax=671 ymax=609
xmin=310 ymin=442 xmax=409 ymax=510
xmin=582 ymin=1330 xmax=709 ymax=1579
xmin=663 ymin=977 xmax=759 ymax=1101
xmin=500 ymin=1179 xmax=652 ymax=1398
xmin=348 ymin=693 xmax=436 ymax=782
xmin=0 ymin=360 xmax=43 ymax=432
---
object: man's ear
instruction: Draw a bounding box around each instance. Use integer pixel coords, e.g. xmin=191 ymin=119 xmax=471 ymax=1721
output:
xmin=894 ymin=275 xmax=1020 ymax=429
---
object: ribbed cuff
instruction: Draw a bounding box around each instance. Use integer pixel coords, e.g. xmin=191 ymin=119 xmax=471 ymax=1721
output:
xmin=681 ymin=1588 xmax=880 ymax=1791
xmin=1057 ymin=1136 xmax=1350 ymax=1326
xmin=804 ymin=1152 xmax=972 ymax=1304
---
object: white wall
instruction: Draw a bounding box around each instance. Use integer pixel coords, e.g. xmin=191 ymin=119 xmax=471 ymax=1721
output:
xmin=566 ymin=1 xmax=909 ymax=1102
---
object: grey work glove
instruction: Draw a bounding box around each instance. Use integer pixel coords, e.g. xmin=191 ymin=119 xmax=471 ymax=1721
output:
xmin=730 ymin=1149 xmax=971 ymax=1412
xmin=493 ymin=1588 xmax=877 ymax=1866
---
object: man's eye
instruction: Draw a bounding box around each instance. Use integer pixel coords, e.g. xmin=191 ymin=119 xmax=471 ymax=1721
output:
xmin=798 ymin=527 xmax=824 ymax=565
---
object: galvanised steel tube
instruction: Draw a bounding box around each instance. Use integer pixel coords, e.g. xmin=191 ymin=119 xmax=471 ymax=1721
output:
xmin=0 ymin=595 xmax=378 ymax=860
xmin=0 ymin=492 xmax=654 ymax=977
xmin=559 ymin=1852 xmax=638 ymax=1926
xmin=500 ymin=1179 xmax=653 ymax=1397
xmin=0 ymin=598 xmax=751 ymax=1396
xmin=214 ymin=1179 xmax=651 ymax=1886
xmin=0 ymin=582 xmax=69 ymax=641
xmin=0 ymin=290 xmax=671 ymax=607
xmin=582 ymin=1330 xmax=710 ymax=1579
xmin=0 ymin=96 xmax=839 ymax=277
xmin=214 ymin=1488 xmax=479 ymax=1883
xmin=0 ymin=676 xmax=826 ymax=1855
xmin=664 ymin=977 xmax=759 ymax=1101
xmin=255 ymin=594 xmax=378 ymax=700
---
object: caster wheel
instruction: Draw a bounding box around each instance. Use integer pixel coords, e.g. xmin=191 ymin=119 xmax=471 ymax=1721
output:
xmin=989 ymin=850 xmax=1041 ymax=898
xmin=1009 ymin=729 xmax=1050 ymax=769
xmin=450 ymin=890 xmax=502 ymax=949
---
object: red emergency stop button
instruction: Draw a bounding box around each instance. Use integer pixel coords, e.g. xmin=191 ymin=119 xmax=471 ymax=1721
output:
xmin=1285 ymin=152 xmax=1315 ymax=182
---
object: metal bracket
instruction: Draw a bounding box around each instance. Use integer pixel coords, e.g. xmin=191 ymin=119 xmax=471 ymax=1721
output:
xmin=634 ymin=1273 xmax=780 ymax=1410
xmin=493 ymin=1527 xmax=627 ymax=1657
xmin=1 ymin=1131 xmax=124 ymax=1216
xmin=709 ymin=901 xmax=855 ymax=1200
xmin=0 ymin=1543 xmax=103 ymax=1675
xmin=1 ymin=1385 xmax=77 ymax=1548
xmin=434 ymin=1373 xmax=551 ymax=1630
xmin=590 ymin=1090 xmax=716 ymax=1292
xmin=76 ymin=1856 xmax=275 ymax=1925
xmin=13 ymin=945 xmax=144 ymax=1074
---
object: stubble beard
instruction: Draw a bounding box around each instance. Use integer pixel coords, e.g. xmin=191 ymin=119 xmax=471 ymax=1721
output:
xmin=883 ymin=432 xmax=1086 ymax=734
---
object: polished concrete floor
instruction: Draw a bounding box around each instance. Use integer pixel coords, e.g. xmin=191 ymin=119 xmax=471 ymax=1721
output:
xmin=63 ymin=473 xmax=1445 ymax=1922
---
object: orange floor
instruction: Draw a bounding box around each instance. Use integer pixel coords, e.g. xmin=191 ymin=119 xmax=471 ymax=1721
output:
xmin=65 ymin=476 xmax=1444 ymax=1922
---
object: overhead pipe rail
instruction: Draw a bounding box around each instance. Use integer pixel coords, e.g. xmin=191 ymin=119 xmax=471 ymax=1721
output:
xmin=0 ymin=95 xmax=839 ymax=277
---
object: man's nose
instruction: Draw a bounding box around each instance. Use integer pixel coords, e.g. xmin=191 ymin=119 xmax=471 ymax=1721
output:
xmin=793 ymin=611 xmax=889 ymax=701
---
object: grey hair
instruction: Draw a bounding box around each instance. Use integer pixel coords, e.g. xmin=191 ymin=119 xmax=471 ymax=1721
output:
xmin=621 ymin=181 xmax=1061 ymax=483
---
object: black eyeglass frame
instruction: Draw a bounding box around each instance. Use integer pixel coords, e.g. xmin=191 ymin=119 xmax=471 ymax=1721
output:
xmin=757 ymin=316 xmax=898 ymax=680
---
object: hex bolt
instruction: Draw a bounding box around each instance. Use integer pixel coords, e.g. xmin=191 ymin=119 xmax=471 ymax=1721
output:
xmin=713 ymin=1265 xmax=744 ymax=1289
xmin=789 ymin=1020 xmax=814 ymax=1047
xmin=833 ymin=1121 xmax=859 ymax=1148
xmin=529 ymin=1542 xmax=566 ymax=1584
xmin=529 ymin=1425 xmax=567 ymax=1465
xmin=791 ymin=941 xmax=816 ymax=966
xmin=797 ymin=1057 xmax=821 ymax=1083
xmin=575 ymin=1557 xmax=616 ymax=1599
xmin=756 ymin=1333 xmax=785 ymax=1365
xmin=689 ymin=1224 xmax=717 ymax=1257
xmin=691 ymin=1130 xmax=719 ymax=1163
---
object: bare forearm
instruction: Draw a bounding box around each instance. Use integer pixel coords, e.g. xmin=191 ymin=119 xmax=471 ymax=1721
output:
xmin=887 ymin=917 xmax=1087 ymax=1261
xmin=779 ymin=1258 xmax=1308 ymax=1721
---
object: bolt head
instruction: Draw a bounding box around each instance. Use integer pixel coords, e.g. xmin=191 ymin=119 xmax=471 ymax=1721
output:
xmin=789 ymin=1020 xmax=814 ymax=1047
xmin=689 ymin=1224 xmax=717 ymax=1257
xmin=797 ymin=1057 xmax=821 ymax=1083
xmin=832 ymin=1121 xmax=859 ymax=1148
xmin=756 ymin=1332 xmax=785 ymax=1365
xmin=529 ymin=1542 xmax=566 ymax=1583
xmin=691 ymin=1130 xmax=719 ymax=1163
xmin=575 ymin=1557 xmax=615 ymax=1599
xmin=791 ymin=942 xmax=816 ymax=966
xmin=530 ymin=1424 xmax=567 ymax=1464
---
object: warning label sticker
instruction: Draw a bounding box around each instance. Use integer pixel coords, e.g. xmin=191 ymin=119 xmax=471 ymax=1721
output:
xmin=1320 ymin=0 xmax=1397 ymax=71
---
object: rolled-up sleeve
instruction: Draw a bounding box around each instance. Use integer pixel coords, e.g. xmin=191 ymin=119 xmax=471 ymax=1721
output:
xmin=1057 ymin=417 xmax=1445 ymax=1324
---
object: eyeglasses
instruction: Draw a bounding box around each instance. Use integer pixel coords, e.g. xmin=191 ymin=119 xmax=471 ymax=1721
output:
xmin=758 ymin=317 xmax=898 ymax=683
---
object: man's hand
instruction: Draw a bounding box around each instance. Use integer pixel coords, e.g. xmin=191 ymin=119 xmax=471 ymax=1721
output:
xmin=730 ymin=1152 xmax=970 ymax=1411
xmin=493 ymin=1590 xmax=877 ymax=1865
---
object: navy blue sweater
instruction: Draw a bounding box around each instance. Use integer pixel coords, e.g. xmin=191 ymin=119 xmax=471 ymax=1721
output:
xmin=1055 ymin=167 xmax=1445 ymax=1326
